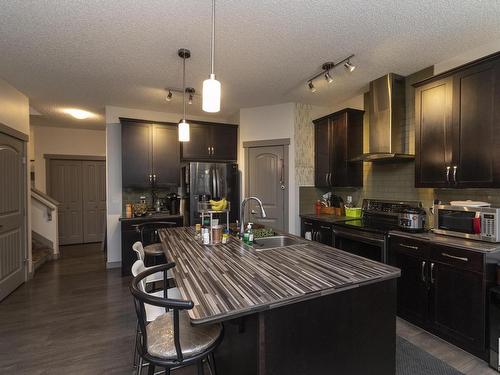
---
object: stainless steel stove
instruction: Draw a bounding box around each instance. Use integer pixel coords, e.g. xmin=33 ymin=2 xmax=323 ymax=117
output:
xmin=332 ymin=199 xmax=422 ymax=263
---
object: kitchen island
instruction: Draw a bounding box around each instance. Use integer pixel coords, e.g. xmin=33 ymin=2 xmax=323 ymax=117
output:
xmin=160 ymin=227 xmax=400 ymax=375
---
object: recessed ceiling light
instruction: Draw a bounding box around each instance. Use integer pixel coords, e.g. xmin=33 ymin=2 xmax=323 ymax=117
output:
xmin=62 ymin=108 xmax=93 ymax=120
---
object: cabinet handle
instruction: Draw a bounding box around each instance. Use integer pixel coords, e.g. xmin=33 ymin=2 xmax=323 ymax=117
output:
xmin=148 ymin=174 xmax=152 ymax=184
xmin=211 ymin=146 xmax=215 ymax=155
xmin=208 ymin=146 xmax=211 ymax=155
xmin=330 ymin=172 xmax=333 ymax=185
xmin=153 ymin=174 xmax=157 ymax=183
xmin=399 ymin=243 xmax=419 ymax=250
xmin=304 ymin=221 xmax=312 ymax=225
xmin=320 ymin=225 xmax=330 ymax=230
xmin=446 ymin=166 xmax=450 ymax=183
xmin=421 ymin=261 xmax=426 ymax=283
xmin=430 ymin=262 xmax=435 ymax=284
xmin=452 ymin=165 xmax=457 ymax=184
xmin=441 ymin=252 xmax=468 ymax=262
xmin=325 ymin=173 xmax=328 ymax=185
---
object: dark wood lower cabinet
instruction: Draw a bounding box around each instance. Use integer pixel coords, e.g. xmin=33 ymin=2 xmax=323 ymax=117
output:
xmin=120 ymin=216 xmax=183 ymax=276
xmin=300 ymin=218 xmax=333 ymax=246
xmin=389 ymin=234 xmax=495 ymax=360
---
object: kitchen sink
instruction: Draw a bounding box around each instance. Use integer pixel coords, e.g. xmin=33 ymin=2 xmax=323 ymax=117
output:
xmin=251 ymin=235 xmax=304 ymax=251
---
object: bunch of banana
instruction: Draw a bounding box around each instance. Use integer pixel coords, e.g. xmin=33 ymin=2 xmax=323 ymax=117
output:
xmin=210 ymin=198 xmax=228 ymax=211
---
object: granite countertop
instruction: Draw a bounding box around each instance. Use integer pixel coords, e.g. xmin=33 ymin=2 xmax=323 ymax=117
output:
xmin=300 ymin=213 xmax=354 ymax=223
xmin=119 ymin=212 xmax=183 ymax=221
xmin=389 ymin=230 xmax=500 ymax=253
xmin=159 ymin=227 xmax=400 ymax=325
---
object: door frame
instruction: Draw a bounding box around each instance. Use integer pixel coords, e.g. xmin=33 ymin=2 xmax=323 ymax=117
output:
xmin=0 ymin=124 xmax=29 ymax=286
xmin=243 ymin=138 xmax=290 ymax=232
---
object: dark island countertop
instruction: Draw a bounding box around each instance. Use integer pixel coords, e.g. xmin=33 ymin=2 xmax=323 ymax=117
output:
xmin=389 ymin=230 xmax=500 ymax=253
xmin=160 ymin=227 xmax=400 ymax=325
xmin=119 ymin=213 xmax=183 ymax=222
xmin=300 ymin=213 xmax=354 ymax=223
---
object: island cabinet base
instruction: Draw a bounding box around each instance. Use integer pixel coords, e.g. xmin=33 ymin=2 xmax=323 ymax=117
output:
xmin=214 ymin=279 xmax=397 ymax=375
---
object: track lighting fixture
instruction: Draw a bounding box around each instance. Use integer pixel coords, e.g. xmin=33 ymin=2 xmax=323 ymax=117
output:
xmin=306 ymin=54 xmax=355 ymax=93
xmin=324 ymin=71 xmax=333 ymax=84
xmin=344 ymin=59 xmax=356 ymax=72
xmin=166 ymin=90 xmax=173 ymax=101
xmin=185 ymin=88 xmax=195 ymax=105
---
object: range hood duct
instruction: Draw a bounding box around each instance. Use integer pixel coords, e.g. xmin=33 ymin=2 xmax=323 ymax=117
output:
xmin=352 ymin=73 xmax=414 ymax=162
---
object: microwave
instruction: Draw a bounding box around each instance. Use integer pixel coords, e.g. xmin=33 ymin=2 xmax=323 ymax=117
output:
xmin=433 ymin=205 xmax=500 ymax=242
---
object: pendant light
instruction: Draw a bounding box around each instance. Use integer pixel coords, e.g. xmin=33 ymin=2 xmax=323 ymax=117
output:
xmin=202 ymin=0 xmax=221 ymax=113
xmin=178 ymin=48 xmax=191 ymax=142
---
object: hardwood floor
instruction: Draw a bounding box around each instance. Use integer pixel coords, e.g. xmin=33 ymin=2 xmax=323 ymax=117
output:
xmin=0 ymin=243 xmax=495 ymax=374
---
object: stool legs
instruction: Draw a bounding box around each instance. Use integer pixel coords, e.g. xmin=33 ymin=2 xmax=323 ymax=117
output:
xmin=147 ymin=364 xmax=155 ymax=375
xmin=197 ymin=360 xmax=204 ymax=375
xmin=207 ymin=353 xmax=217 ymax=375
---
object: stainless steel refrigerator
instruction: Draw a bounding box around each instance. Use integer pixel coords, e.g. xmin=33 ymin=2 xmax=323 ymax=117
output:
xmin=181 ymin=162 xmax=240 ymax=225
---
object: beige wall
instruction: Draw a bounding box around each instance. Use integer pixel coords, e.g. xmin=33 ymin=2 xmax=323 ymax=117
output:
xmin=0 ymin=78 xmax=29 ymax=136
xmin=31 ymin=125 xmax=106 ymax=193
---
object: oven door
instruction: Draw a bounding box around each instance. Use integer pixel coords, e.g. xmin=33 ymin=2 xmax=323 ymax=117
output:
xmin=332 ymin=227 xmax=386 ymax=263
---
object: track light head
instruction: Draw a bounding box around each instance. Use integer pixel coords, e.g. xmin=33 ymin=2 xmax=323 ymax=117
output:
xmin=188 ymin=94 xmax=193 ymax=104
xmin=344 ymin=60 xmax=356 ymax=72
xmin=324 ymin=71 xmax=334 ymax=84
xmin=166 ymin=90 xmax=173 ymax=102
xmin=308 ymin=81 xmax=316 ymax=93
xmin=185 ymin=88 xmax=195 ymax=105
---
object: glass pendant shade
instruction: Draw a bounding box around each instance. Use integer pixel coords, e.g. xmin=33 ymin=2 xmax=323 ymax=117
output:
xmin=202 ymin=73 xmax=221 ymax=113
xmin=178 ymin=120 xmax=190 ymax=142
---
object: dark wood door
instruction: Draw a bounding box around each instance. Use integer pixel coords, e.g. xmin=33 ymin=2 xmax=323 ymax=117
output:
xmin=415 ymin=77 xmax=454 ymax=187
xmin=82 ymin=160 xmax=106 ymax=243
xmin=0 ymin=133 xmax=26 ymax=301
xmin=453 ymin=60 xmax=500 ymax=187
xmin=211 ymin=125 xmax=237 ymax=161
xmin=49 ymin=159 xmax=84 ymax=245
xmin=152 ymin=124 xmax=179 ymax=187
xmin=121 ymin=121 xmax=152 ymax=188
xmin=330 ymin=115 xmax=347 ymax=187
xmin=388 ymin=238 xmax=430 ymax=326
xmin=316 ymin=223 xmax=333 ymax=246
xmin=180 ymin=124 xmax=211 ymax=160
xmin=314 ymin=117 xmax=330 ymax=187
xmin=429 ymin=261 xmax=485 ymax=355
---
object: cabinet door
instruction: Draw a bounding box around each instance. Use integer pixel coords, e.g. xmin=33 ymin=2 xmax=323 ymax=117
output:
xmin=415 ymin=77 xmax=453 ymax=187
xmin=211 ymin=125 xmax=237 ymax=161
xmin=316 ymin=223 xmax=333 ymax=246
xmin=180 ymin=124 xmax=211 ymax=160
xmin=330 ymin=115 xmax=347 ymax=187
xmin=314 ymin=118 xmax=331 ymax=187
xmin=152 ymin=124 xmax=179 ymax=187
xmin=122 ymin=122 xmax=152 ymax=188
xmin=429 ymin=261 xmax=485 ymax=355
xmin=453 ymin=60 xmax=500 ymax=187
xmin=388 ymin=239 xmax=429 ymax=326
xmin=301 ymin=219 xmax=314 ymax=239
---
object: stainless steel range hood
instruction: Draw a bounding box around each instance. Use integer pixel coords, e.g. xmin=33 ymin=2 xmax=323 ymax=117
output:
xmin=351 ymin=73 xmax=414 ymax=162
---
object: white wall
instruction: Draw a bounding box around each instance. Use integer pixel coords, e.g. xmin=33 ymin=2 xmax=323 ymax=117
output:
xmin=239 ymin=103 xmax=297 ymax=233
xmin=0 ymin=78 xmax=31 ymax=274
xmin=105 ymin=105 xmax=232 ymax=268
xmin=31 ymin=125 xmax=106 ymax=192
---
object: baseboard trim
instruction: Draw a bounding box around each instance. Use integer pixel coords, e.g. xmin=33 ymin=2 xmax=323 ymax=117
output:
xmin=106 ymin=261 xmax=121 ymax=269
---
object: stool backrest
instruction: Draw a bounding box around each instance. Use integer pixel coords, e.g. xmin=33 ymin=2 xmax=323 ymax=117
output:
xmin=137 ymin=221 xmax=176 ymax=246
xmin=132 ymin=241 xmax=145 ymax=261
xmin=130 ymin=263 xmax=194 ymax=363
xmin=131 ymin=259 xmax=148 ymax=292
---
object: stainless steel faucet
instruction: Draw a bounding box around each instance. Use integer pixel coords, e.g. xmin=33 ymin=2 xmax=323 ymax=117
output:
xmin=240 ymin=197 xmax=267 ymax=236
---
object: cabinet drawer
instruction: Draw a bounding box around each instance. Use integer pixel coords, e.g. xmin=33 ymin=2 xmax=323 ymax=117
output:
xmin=430 ymin=244 xmax=483 ymax=273
xmin=389 ymin=236 xmax=430 ymax=258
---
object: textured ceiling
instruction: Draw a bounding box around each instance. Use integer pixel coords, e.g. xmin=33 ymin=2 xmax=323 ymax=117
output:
xmin=1 ymin=0 xmax=500 ymax=129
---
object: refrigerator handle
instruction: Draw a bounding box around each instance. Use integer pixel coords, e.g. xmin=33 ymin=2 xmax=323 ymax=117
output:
xmin=214 ymin=167 xmax=219 ymax=199
xmin=211 ymin=167 xmax=217 ymax=199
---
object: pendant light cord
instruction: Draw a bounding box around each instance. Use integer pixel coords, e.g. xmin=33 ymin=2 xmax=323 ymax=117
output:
xmin=182 ymin=55 xmax=186 ymax=121
xmin=210 ymin=0 xmax=215 ymax=75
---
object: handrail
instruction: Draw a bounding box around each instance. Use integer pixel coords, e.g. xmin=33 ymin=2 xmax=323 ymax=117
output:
xmin=31 ymin=188 xmax=59 ymax=211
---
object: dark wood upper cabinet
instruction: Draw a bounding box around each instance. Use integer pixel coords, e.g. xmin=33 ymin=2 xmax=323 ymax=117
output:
xmin=181 ymin=122 xmax=238 ymax=161
xmin=121 ymin=120 xmax=152 ymax=188
xmin=121 ymin=119 xmax=179 ymax=188
xmin=152 ymin=124 xmax=180 ymax=187
xmin=415 ymin=52 xmax=500 ymax=188
xmin=313 ymin=108 xmax=363 ymax=188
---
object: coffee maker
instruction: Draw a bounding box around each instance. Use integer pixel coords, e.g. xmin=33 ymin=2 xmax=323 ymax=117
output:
xmin=166 ymin=193 xmax=180 ymax=215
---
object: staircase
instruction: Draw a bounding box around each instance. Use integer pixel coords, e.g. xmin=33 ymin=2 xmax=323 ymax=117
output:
xmin=32 ymin=236 xmax=52 ymax=272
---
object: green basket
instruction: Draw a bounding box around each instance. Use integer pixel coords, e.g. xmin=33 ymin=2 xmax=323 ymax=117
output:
xmin=345 ymin=207 xmax=362 ymax=218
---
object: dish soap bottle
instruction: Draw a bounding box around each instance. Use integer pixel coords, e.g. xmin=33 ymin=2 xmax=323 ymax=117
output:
xmin=243 ymin=223 xmax=252 ymax=244
xmin=247 ymin=223 xmax=254 ymax=245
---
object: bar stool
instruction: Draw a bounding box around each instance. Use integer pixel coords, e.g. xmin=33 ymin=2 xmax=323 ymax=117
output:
xmin=136 ymin=222 xmax=176 ymax=267
xmin=131 ymin=263 xmax=223 ymax=375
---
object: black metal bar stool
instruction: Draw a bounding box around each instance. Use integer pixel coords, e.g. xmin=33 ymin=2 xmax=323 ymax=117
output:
xmin=136 ymin=221 xmax=176 ymax=266
xmin=130 ymin=263 xmax=223 ymax=375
